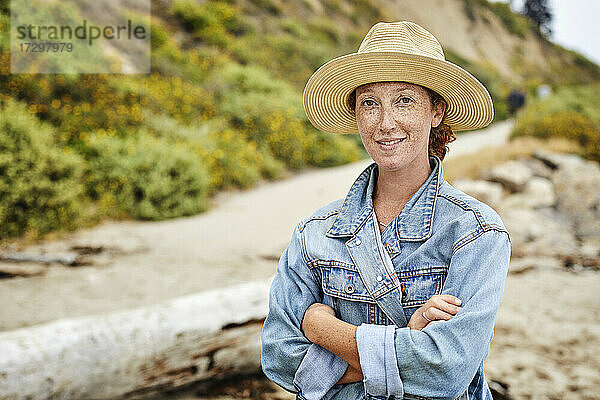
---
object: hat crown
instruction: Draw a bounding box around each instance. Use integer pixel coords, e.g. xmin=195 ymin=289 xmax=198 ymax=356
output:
xmin=358 ymin=21 xmax=445 ymax=61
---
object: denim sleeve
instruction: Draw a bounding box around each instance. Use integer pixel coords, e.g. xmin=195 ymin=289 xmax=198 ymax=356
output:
xmin=261 ymin=224 xmax=349 ymax=399
xmin=355 ymin=229 xmax=511 ymax=400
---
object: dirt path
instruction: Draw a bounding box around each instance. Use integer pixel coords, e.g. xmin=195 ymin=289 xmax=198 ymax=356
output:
xmin=0 ymin=120 xmax=513 ymax=331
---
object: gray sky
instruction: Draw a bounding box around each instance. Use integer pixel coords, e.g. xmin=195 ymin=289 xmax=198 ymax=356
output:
xmin=490 ymin=0 xmax=600 ymax=65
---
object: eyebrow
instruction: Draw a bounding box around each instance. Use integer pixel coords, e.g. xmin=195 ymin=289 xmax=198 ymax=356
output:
xmin=357 ymin=87 xmax=417 ymax=97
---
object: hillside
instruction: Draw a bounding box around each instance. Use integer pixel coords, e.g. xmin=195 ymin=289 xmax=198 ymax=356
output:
xmin=1 ymin=0 xmax=599 ymax=241
xmin=155 ymin=0 xmax=600 ymax=104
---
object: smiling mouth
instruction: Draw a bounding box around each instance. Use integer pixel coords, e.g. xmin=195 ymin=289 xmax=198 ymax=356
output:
xmin=376 ymin=137 xmax=407 ymax=146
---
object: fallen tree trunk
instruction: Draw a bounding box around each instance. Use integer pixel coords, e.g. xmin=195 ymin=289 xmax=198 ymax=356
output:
xmin=0 ymin=279 xmax=271 ymax=400
xmin=0 ymin=251 xmax=79 ymax=266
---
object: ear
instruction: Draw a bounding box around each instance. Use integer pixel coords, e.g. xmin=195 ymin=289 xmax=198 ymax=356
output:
xmin=431 ymin=101 xmax=446 ymax=128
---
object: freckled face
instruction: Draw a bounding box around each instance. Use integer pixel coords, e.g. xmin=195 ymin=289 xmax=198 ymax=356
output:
xmin=355 ymin=81 xmax=444 ymax=173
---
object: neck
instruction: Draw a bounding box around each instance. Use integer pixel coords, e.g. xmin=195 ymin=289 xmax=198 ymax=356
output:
xmin=374 ymin=154 xmax=432 ymax=209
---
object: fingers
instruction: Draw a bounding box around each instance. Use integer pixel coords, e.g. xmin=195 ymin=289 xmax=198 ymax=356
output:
xmin=433 ymin=294 xmax=462 ymax=306
xmin=408 ymin=295 xmax=464 ymax=331
xmin=427 ymin=295 xmax=462 ymax=315
xmin=423 ymin=306 xmax=454 ymax=322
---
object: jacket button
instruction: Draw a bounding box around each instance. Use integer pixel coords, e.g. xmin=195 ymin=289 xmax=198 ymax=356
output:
xmin=376 ymin=275 xmax=383 ymax=282
xmin=355 ymin=238 xmax=361 ymax=246
xmin=344 ymin=283 xmax=355 ymax=294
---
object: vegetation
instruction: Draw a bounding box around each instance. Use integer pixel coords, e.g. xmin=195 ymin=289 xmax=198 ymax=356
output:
xmin=444 ymin=136 xmax=582 ymax=183
xmin=485 ymin=1 xmax=530 ymax=38
xmin=511 ymin=85 xmax=600 ymax=162
xmin=445 ymin=50 xmax=510 ymax=122
xmin=83 ymin=133 xmax=210 ymax=220
xmin=463 ymin=0 xmax=546 ymax=38
xmin=0 ymin=100 xmax=85 ymax=239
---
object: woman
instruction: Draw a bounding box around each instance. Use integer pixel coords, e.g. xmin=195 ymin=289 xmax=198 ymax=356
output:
xmin=261 ymin=21 xmax=511 ymax=400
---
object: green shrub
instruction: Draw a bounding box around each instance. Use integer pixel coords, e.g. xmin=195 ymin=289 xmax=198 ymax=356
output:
xmin=195 ymin=129 xmax=285 ymax=189
xmin=514 ymin=111 xmax=600 ymax=161
xmin=0 ymin=99 xmax=85 ymax=239
xmin=229 ymin=24 xmax=345 ymax=87
xmin=150 ymin=19 xmax=170 ymax=50
xmin=307 ymin=130 xmax=364 ymax=167
xmin=139 ymin=113 xmax=285 ymax=191
xmin=170 ymin=0 xmax=247 ymax=47
xmin=348 ymin=0 xmax=385 ymax=24
xmin=213 ymin=63 xmax=362 ymax=169
xmin=512 ymin=85 xmax=600 ymax=162
xmin=0 ymin=13 xmax=9 ymax=51
xmin=83 ymin=133 xmax=209 ymax=220
xmin=220 ymin=92 xmax=361 ymax=169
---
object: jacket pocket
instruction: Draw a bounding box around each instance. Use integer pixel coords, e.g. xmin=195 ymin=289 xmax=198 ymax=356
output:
xmin=317 ymin=260 xmax=374 ymax=326
xmin=398 ymin=265 xmax=446 ymax=308
xmin=320 ymin=261 xmax=375 ymax=303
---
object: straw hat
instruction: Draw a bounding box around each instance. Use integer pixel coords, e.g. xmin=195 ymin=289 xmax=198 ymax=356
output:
xmin=303 ymin=21 xmax=494 ymax=133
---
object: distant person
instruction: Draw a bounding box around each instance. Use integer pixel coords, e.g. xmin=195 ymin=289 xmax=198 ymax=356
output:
xmin=507 ymin=89 xmax=526 ymax=115
xmin=261 ymin=21 xmax=511 ymax=400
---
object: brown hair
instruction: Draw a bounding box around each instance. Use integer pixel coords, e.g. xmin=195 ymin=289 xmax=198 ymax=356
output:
xmin=347 ymin=84 xmax=456 ymax=160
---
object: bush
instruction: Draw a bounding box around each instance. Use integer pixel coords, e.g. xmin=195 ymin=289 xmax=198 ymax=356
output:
xmin=212 ymin=63 xmax=362 ymax=169
xmin=511 ymin=84 xmax=600 ymax=162
xmin=513 ymin=111 xmax=600 ymax=161
xmin=0 ymin=99 xmax=85 ymax=239
xmin=307 ymin=130 xmax=364 ymax=167
xmin=170 ymin=0 xmax=247 ymax=47
xmin=228 ymin=21 xmax=349 ymax=88
xmin=218 ymin=91 xmax=361 ymax=169
xmin=83 ymin=133 xmax=209 ymax=220
xmin=195 ymin=129 xmax=285 ymax=190
xmin=141 ymin=113 xmax=285 ymax=191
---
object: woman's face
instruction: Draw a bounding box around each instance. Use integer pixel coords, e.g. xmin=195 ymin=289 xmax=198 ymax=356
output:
xmin=355 ymin=81 xmax=445 ymax=173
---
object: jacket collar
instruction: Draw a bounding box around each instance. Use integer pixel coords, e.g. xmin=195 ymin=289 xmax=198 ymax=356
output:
xmin=326 ymin=155 xmax=444 ymax=241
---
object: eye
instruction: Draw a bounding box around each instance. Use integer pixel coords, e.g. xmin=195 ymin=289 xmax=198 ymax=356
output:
xmin=361 ymin=99 xmax=376 ymax=107
xmin=397 ymin=96 xmax=413 ymax=105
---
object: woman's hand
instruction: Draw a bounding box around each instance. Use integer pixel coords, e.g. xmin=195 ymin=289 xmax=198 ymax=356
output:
xmin=301 ymin=303 xmax=336 ymax=342
xmin=408 ymin=295 xmax=462 ymax=331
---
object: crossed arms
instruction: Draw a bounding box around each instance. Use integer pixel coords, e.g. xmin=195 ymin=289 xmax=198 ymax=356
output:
xmin=261 ymin=225 xmax=510 ymax=400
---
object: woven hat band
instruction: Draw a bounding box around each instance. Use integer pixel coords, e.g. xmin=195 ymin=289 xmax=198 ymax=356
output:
xmin=358 ymin=21 xmax=445 ymax=60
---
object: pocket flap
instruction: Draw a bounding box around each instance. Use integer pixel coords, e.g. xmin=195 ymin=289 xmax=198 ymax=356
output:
xmin=400 ymin=266 xmax=446 ymax=308
xmin=322 ymin=266 xmax=375 ymax=303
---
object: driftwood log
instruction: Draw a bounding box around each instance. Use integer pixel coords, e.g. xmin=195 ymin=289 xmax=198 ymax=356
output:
xmin=0 ymin=279 xmax=271 ymax=400
xmin=0 ymin=252 xmax=79 ymax=266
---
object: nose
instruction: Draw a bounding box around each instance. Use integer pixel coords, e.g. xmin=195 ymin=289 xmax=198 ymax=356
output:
xmin=379 ymin=105 xmax=396 ymax=133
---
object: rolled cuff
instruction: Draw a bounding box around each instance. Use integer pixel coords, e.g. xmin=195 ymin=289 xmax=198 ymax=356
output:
xmin=356 ymin=324 xmax=404 ymax=398
xmin=293 ymin=343 xmax=348 ymax=400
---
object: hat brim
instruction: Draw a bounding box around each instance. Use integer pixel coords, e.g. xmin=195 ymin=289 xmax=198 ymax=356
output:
xmin=303 ymin=51 xmax=494 ymax=133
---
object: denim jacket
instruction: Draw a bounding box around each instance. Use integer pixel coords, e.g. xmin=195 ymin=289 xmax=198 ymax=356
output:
xmin=261 ymin=155 xmax=511 ymax=400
